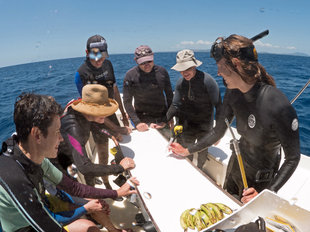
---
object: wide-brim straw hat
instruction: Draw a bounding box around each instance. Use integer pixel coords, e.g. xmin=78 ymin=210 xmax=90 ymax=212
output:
xmin=171 ymin=49 xmax=202 ymax=71
xmin=71 ymin=84 xmax=118 ymax=117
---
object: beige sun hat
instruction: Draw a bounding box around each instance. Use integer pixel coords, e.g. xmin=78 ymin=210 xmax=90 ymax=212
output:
xmin=71 ymin=84 xmax=118 ymax=117
xmin=171 ymin=49 xmax=202 ymax=71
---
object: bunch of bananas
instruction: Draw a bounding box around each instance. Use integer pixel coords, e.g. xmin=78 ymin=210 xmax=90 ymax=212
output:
xmin=180 ymin=202 xmax=233 ymax=231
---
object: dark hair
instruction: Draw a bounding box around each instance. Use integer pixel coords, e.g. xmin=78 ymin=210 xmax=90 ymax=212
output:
xmin=223 ymin=34 xmax=276 ymax=87
xmin=14 ymin=93 xmax=63 ymax=143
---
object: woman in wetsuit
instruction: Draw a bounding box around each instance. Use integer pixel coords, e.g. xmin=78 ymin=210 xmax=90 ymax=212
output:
xmin=169 ymin=34 xmax=300 ymax=203
xmin=75 ymin=35 xmax=132 ymax=189
xmin=57 ymin=84 xmax=135 ymax=187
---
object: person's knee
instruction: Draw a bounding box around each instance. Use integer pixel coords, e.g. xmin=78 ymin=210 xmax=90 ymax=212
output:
xmin=85 ymin=175 xmax=96 ymax=186
xmin=96 ymin=141 xmax=108 ymax=149
xmin=67 ymin=218 xmax=100 ymax=232
xmin=96 ymin=142 xmax=109 ymax=163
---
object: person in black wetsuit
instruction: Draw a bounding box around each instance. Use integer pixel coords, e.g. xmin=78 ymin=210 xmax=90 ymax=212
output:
xmin=0 ymin=92 xmax=137 ymax=232
xmin=57 ymin=84 xmax=135 ymax=187
xmin=123 ymin=45 xmax=174 ymax=134
xmin=75 ymin=35 xmax=131 ymax=188
xmin=166 ymin=49 xmax=222 ymax=170
xmin=169 ymin=34 xmax=300 ymax=203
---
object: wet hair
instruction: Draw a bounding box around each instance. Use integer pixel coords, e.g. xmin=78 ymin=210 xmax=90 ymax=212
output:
xmin=222 ymin=34 xmax=276 ymax=87
xmin=14 ymin=93 xmax=63 ymax=143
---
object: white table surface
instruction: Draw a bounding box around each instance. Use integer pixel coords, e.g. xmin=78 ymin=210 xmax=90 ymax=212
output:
xmin=119 ymin=128 xmax=241 ymax=232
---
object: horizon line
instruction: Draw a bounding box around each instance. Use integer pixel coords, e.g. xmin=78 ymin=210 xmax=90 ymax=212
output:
xmin=1 ymin=50 xmax=309 ymax=69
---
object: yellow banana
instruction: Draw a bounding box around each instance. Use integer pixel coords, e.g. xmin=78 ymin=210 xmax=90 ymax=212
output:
xmin=187 ymin=214 xmax=195 ymax=230
xmin=206 ymin=203 xmax=224 ymax=220
xmin=199 ymin=209 xmax=211 ymax=228
xmin=200 ymin=204 xmax=217 ymax=224
xmin=187 ymin=208 xmax=196 ymax=230
xmin=214 ymin=203 xmax=233 ymax=215
xmin=194 ymin=211 xmax=207 ymax=231
xmin=180 ymin=203 xmax=233 ymax=231
xmin=180 ymin=209 xmax=189 ymax=230
xmin=274 ymin=215 xmax=290 ymax=224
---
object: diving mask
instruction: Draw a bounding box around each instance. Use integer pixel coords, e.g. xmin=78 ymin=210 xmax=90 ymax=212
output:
xmin=89 ymin=49 xmax=104 ymax=61
xmin=210 ymin=30 xmax=269 ymax=62
xmin=210 ymin=37 xmax=258 ymax=62
xmin=88 ymin=39 xmax=108 ymax=61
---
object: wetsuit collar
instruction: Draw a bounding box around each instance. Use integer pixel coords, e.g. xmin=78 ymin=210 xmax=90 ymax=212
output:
xmin=243 ymin=81 xmax=262 ymax=102
xmin=10 ymin=138 xmax=46 ymax=198
xmin=138 ymin=65 xmax=155 ymax=74
xmin=11 ymin=141 xmax=42 ymax=175
xmin=1 ymin=136 xmax=42 ymax=176
xmin=183 ymin=69 xmax=201 ymax=83
xmin=86 ymin=58 xmax=105 ymax=71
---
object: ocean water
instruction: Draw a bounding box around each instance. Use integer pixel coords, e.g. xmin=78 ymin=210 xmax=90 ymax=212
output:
xmin=0 ymin=52 xmax=309 ymax=156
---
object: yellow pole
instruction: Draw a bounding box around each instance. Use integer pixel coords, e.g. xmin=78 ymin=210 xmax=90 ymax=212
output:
xmin=235 ymin=150 xmax=248 ymax=189
xmin=225 ymin=119 xmax=248 ymax=189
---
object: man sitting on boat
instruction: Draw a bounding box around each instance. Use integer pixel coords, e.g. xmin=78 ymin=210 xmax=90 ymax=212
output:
xmin=166 ymin=49 xmax=222 ymax=170
xmin=123 ymin=45 xmax=174 ymax=136
xmin=55 ymin=84 xmax=135 ymax=188
xmin=169 ymin=34 xmax=300 ymax=204
xmin=0 ymin=92 xmax=137 ymax=232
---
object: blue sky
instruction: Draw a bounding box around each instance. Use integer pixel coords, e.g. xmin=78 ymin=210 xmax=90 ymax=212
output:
xmin=0 ymin=0 xmax=309 ymax=68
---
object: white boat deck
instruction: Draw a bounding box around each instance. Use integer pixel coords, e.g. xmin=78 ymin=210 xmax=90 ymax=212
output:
xmin=277 ymin=154 xmax=310 ymax=211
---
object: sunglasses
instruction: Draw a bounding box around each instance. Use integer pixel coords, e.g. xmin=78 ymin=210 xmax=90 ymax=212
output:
xmin=140 ymin=61 xmax=153 ymax=65
xmin=135 ymin=48 xmax=153 ymax=58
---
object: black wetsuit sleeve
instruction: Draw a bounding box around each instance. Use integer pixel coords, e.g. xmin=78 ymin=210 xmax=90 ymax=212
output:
xmin=187 ymin=90 xmax=233 ymax=154
xmin=203 ymin=72 xmax=223 ymax=122
xmin=166 ymin=78 xmax=182 ymax=122
xmin=214 ymin=89 xmax=223 ymax=123
xmin=163 ymin=68 xmax=173 ymax=108
xmin=268 ymin=103 xmax=300 ymax=192
xmin=165 ymin=105 xmax=178 ymax=123
xmin=110 ymin=60 xmax=116 ymax=83
xmin=64 ymin=125 xmax=124 ymax=177
xmin=57 ymin=174 xmax=118 ymax=199
xmin=0 ymin=156 xmax=64 ymax=232
xmin=123 ymin=70 xmax=141 ymax=126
